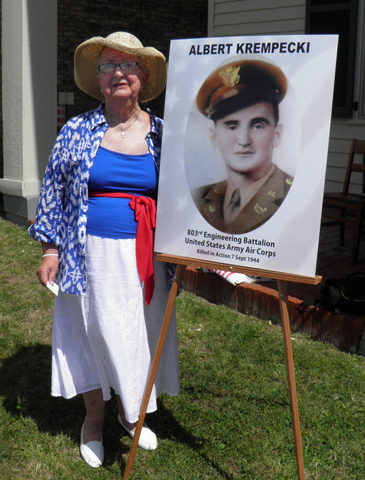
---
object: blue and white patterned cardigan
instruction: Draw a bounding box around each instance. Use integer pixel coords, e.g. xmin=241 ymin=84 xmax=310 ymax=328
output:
xmin=29 ymin=103 xmax=163 ymax=295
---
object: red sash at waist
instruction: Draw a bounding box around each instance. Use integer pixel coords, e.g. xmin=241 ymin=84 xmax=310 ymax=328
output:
xmin=88 ymin=191 xmax=156 ymax=305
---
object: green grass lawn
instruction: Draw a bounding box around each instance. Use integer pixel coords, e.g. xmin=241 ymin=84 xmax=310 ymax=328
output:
xmin=1 ymin=217 xmax=365 ymax=479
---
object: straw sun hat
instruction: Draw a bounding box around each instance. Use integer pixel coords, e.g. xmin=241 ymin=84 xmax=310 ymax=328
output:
xmin=74 ymin=32 xmax=167 ymax=103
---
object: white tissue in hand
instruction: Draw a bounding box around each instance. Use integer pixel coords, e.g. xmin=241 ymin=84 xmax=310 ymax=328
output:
xmin=46 ymin=281 xmax=59 ymax=296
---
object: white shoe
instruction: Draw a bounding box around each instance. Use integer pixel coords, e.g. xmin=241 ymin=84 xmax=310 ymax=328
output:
xmin=118 ymin=414 xmax=158 ymax=450
xmin=80 ymin=423 xmax=104 ymax=468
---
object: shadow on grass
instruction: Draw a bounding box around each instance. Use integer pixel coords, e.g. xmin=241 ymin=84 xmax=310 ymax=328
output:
xmin=0 ymin=343 xmax=129 ymax=467
xmin=150 ymin=400 xmax=236 ymax=479
xmin=0 ymin=343 xmax=235 ymax=478
xmin=0 ymin=344 xmax=82 ymax=435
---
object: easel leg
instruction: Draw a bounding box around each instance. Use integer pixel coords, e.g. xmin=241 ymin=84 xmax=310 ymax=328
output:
xmin=277 ymin=280 xmax=305 ymax=480
xmin=122 ymin=264 xmax=186 ymax=480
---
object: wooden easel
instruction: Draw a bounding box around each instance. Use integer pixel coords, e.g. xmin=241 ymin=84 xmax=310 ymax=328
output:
xmin=122 ymin=254 xmax=322 ymax=480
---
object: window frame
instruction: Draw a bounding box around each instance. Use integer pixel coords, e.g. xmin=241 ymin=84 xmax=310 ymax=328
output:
xmin=305 ymin=0 xmax=358 ymax=118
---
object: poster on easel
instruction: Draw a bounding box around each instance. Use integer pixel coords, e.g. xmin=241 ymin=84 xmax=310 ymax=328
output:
xmin=155 ymin=35 xmax=338 ymax=278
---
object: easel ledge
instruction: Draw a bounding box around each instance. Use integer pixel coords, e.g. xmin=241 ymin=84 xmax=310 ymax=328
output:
xmin=156 ymin=253 xmax=322 ymax=286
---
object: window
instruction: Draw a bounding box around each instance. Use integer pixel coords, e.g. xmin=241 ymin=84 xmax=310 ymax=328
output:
xmin=305 ymin=0 xmax=358 ymax=118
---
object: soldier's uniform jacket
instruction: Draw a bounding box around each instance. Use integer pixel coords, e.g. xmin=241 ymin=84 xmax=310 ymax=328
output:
xmin=193 ymin=165 xmax=293 ymax=234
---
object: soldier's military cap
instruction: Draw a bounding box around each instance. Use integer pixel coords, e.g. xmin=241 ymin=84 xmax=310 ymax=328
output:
xmin=196 ymin=59 xmax=287 ymax=122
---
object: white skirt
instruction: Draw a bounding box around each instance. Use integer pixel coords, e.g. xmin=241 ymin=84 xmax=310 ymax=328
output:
xmin=51 ymin=234 xmax=180 ymax=423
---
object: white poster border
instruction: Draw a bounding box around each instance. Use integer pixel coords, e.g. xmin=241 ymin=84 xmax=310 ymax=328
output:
xmin=155 ymin=35 xmax=338 ymax=278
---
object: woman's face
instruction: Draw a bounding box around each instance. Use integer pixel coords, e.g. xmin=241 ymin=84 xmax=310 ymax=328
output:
xmin=97 ymin=47 xmax=146 ymax=103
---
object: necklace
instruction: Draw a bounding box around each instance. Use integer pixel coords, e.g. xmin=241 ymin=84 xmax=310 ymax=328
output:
xmin=105 ymin=106 xmax=142 ymax=138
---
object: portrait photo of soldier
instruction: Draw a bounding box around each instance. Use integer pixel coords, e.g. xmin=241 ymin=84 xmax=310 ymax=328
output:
xmin=188 ymin=58 xmax=295 ymax=235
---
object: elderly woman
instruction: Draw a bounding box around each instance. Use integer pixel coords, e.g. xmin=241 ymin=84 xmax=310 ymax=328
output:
xmin=29 ymin=32 xmax=180 ymax=468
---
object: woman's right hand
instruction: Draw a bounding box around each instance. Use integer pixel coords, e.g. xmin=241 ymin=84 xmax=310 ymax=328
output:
xmin=37 ymin=243 xmax=59 ymax=287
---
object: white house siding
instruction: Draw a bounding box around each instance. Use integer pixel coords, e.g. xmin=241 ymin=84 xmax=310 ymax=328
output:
xmin=208 ymin=0 xmax=365 ymax=193
xmin=209 ymin=0 xmax=306 ymax=37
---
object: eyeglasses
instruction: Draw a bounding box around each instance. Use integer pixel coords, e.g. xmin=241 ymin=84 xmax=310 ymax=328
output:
xmin=97 ymin=61 xmax=140 ymax=74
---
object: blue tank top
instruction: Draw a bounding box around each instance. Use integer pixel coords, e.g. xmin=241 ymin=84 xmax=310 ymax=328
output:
xmin=87 ymin=145 xmax=158 ymax=239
